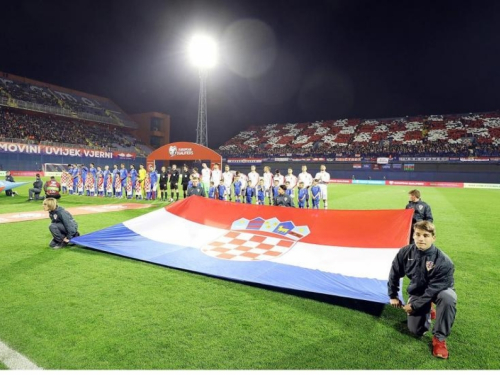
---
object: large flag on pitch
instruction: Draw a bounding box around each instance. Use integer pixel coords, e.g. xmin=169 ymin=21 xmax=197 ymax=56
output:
xmin=71 ymin=196 xmax=412 ymax=304
xmin=0 ymin=180 xmax=28 ymax=193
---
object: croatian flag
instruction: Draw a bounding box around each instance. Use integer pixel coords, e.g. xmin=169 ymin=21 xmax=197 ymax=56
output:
xmin=0 ymin=180 xmax=28 ymax=193
xmin=71 ymin=196 xmax=412 ymax=304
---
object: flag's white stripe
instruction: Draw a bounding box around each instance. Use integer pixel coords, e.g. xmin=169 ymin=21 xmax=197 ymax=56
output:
xmin=124 ymin=209 xmax=397 ymax=280
xmin=272 ymin=242 xmax=399 ymax=280
xmin=124 ymin=209 xmax=226 ymax=247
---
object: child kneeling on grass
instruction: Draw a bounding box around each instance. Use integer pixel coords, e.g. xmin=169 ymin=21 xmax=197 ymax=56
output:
xmin=42 ymin=198 xmax=80 ymax=249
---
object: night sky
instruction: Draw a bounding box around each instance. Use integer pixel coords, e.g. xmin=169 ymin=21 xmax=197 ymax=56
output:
xmin=1 ymin=0 xmax=500 ymax=148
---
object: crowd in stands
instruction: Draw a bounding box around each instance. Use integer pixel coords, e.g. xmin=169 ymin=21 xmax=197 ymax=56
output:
xmin=219 ymin=112 xmax=500 ymax=158
xmin=0 ymin=81 xmax=60 ymax=107
xmin=0 ymin=75 xmax=134 ymax=126
xmin=0 ymin=107 xmax=148 ymax=156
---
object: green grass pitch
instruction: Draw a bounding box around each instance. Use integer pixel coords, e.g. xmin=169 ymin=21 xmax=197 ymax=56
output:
xmin=0 ymin=177 xmax=499 ymax=369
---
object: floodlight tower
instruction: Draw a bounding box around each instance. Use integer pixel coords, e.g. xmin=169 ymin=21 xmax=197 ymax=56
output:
xmin=188 ymin=35 xmax=217 ymax=147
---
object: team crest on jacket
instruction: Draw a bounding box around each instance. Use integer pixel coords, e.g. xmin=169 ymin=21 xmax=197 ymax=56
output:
xmin=168 ymin=145 xmax=177 ymax=157
xmin=418 ymin=204 xmax=424 ymax=211
xmin=426 ymin=261 xmax=435 ymax=271
xmin=201 ymin=217 xmax=310 ymax=261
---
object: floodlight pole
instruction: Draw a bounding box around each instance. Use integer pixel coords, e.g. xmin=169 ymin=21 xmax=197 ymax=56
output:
xmin=196 ymin=69 xmax=208 ymax=147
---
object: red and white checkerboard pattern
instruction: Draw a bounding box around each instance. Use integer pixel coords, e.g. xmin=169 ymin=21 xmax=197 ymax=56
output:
xmin=202 ymin=230 xmax=296 ymax=261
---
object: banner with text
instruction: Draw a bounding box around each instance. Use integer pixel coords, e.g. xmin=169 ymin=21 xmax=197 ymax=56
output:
xmin=0 ymin=142 xmax=136 ymax=160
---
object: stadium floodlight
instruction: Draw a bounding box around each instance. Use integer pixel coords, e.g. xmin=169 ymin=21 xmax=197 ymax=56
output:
xmin=188 ymin=35 xmax=218 ymax=69
xmin=188 ymin=34 xmax=217 ymax=147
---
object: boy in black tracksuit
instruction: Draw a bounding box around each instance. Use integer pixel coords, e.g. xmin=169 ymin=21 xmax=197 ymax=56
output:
xmin=388 ymin=221 xmax=456 ymax=359
xmin=43 ymin=198 xmax=80 ymax=249
xmin=187 ymin=178 xmax=205 ymax=197
xmin=28 ymin=174 xmax=44 ymax=200
xmin=4 ymin=171 xmax=18 ymax=196
xmin=406 ymin=189 xmax=433 ymax=243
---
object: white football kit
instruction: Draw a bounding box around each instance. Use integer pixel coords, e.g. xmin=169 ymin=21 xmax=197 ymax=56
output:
xmin=263 ymin=172 xmax=274 ymax=196
xmin=211 ymin=169 xmax=222 ymax=187
xmin=315 ymin=171 xmax=330 ymax=199
xmin=201 ymin=168 xmax=211 ymax=185
xmin=222 ymin=171 xmax=233 ymax=197
xmin=298 ymin=172 xmax=313 ymax=188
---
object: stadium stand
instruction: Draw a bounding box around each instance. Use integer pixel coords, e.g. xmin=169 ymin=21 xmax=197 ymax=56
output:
xmin=219 ymin=112 xmax=500 ymax=157
xmin=0 ymin=107 xmax=148 ymax=157
xmin=0 ymin=72 xmax=137 ymax=128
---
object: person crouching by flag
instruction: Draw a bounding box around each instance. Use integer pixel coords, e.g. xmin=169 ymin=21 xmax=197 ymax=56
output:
xmin=274 ymin=184 xmax=294 ymax=207
xmin=44 ymin=176 xmax=61 ymax=199
xmin=5 ymin=171 xmax=18 ymax=197
xmin=43 ymin=198 xmax=80 ymax=249
xmin=28 ymin=174 xmax=44 ymax=201
xmin=187 ymin=178 xmax=206 ymax=197
xmin=388 ymin=221 xmax=456 ymax=360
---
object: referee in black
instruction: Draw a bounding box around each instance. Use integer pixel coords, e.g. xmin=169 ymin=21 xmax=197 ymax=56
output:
xmin=181 ymin=165 xmax=190 ymax=199
xmin=158 ymin=166 xmax=168 ymax=201
xmin=169 ymin=164 xmax=180 ymax=202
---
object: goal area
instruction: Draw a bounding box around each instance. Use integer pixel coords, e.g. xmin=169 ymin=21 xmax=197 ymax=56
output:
xmin=42 ymin=163 xmax=69 ymax=177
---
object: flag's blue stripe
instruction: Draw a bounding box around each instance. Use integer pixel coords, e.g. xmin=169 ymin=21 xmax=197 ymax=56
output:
xmin=0 ymin=181 xmax=28 ymax=190
xmin=71 ymin=223 xmax=395 ymax=304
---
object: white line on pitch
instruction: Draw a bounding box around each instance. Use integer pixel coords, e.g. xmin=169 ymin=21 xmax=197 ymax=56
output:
xmin=0 ymin=339 xmax=42 ymax=370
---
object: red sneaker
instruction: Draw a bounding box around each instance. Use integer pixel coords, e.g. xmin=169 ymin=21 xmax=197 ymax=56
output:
xmin=432 ymin=336 xmax=449 ymax=359
xmin=430 ymin=304 xmax=436 ymax=320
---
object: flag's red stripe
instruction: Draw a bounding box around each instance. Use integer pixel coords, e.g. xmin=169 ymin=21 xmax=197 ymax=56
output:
xmin=165 ymin=196 xmax=412 ymax=248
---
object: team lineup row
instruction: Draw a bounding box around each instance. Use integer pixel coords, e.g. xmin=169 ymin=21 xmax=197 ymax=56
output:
xmin=54 ymin=162 xmax=331 ymax=207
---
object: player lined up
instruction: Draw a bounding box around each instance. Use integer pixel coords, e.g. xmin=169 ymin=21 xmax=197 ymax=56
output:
xmin=200 ymin=164 xmax=330 ymax=209
xmin=58 ymin=162 xmax=330 ymax=207
xmin=60 ymin=163 xmax=159 ymax=200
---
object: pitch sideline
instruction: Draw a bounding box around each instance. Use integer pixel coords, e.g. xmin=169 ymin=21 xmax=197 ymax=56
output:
xmin=0 ymin=339 xmax=42 ymax=370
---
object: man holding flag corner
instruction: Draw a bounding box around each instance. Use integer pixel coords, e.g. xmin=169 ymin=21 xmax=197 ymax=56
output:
xmin=388 ymin=221 xmax=456 ymax=359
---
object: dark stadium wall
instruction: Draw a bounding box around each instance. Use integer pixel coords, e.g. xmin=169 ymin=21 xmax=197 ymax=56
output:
xmin=129 ymin=112 xmax=170 ymax=150
xmin=0 ymin=153 xmax=147 ymax=171
xmin=226 ymin=162 xmax=500 ymax=184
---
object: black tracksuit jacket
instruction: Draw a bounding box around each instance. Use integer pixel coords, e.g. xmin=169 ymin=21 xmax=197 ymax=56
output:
xmin=388 ymin=244 xmax=454 ymax=312
xmin=406 ymin=200 xmax=433 ymax=224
